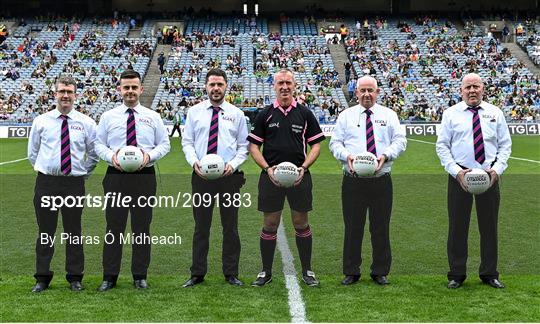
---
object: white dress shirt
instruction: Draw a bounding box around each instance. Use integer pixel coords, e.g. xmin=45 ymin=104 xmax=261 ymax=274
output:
xmin=436 ymin=100 xmax=512 ymax=177
xmin=182 ymin=99 xmax=249 ymax=170
xmin=28 ymin=108 xmax=99 ymax=176
xmin=95 ymin=103 xmax=171 ymax=165
xmin=329 ymin=103 xmax=407 ymax=176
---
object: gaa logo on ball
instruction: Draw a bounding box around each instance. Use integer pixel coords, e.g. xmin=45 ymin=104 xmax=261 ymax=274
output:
xmin=352 ymin=152 xmax=377 ymax=176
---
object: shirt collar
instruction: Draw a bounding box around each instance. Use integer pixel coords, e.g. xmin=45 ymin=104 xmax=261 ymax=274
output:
xmin=461 ymin=101 xmax=485 ymax=111
xmin=273 ymin=99 xmax=297 ymax=116
xmin=207 ymin=100 xmax=225 ymax=111
xmin=123 ymin=103 xmax=141 ymax=113
xmin=360 ymin=103 xmax=377 ymax=114
xmin=273 ymin=99 xmax=297 ymax=109
xmin=52 ymin=108 xmax=75 ymax=119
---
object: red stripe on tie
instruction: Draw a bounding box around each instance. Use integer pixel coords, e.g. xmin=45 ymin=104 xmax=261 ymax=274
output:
xmin=207 ymin=142 xmax=217 ymax=151
xmin=61 ymin=145 xmax=70 ymax=156
xmin=208 ymin=132 xmax=218 ymax=142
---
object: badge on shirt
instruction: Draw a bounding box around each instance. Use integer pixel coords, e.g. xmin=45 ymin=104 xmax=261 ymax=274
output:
xmin=70 ymin=125 xmax=83 ymax=132
xmin=291 ymin=124 xmax=303 ymax=134
xmin=138 ymin=117 xmax=152 ymax=125
xmin=374 ymin=120 xmax=387 ymax=126
xmin=222 ymin=115 xmax=235 ymax=122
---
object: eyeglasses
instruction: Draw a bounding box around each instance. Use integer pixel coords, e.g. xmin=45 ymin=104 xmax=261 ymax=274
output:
xmin=57 ymin=90 xmax=75 ymax=95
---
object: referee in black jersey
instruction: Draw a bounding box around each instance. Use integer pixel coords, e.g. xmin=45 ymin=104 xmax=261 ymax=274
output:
xmin=248 ymin=69 xmax=326 ymax=287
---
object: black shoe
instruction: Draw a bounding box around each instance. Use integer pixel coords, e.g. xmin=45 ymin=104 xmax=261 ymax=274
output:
xmin=225 ymin=275 xmax=244 ymax=286
xmin=341 ymin=275 xmax=360 ymax=285
xmin=483 ymin=278 xmax=505 ymax=289
xmin=182 ymin=276 xmax=204 ymax=288
xmin=251 ymin=271 xmax=272 ymax=287
xmin=31 ymin=282 xmax=48 ymax=293
xmin=447 ymin=279 xmax=463 ymax=289
xmin=69 ymin=281 xmax=83 ymax=291
xmin=134 ymin=279 xmax=148 ymax=289
xmin=302 ymin=270 xmax=320 ymax=287
xmin=371 ymin=275 xmax=389 ymax=285
xmin=97 ymin=280 xmax=116 ymax=292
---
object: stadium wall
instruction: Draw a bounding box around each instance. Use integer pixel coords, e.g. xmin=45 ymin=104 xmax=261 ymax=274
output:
xmin=2 ymin=124 xmax=538 ymax=139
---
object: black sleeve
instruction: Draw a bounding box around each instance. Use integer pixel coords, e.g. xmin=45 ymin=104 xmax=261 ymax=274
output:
xmin=304 ymin=109 xmax=326 ymax=145
xmin=247 ymin=108 xmax=269 ymax=145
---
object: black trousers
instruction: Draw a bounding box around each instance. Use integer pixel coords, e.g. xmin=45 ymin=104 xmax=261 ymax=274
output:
xmin=102 ymin=166 xmax=156 ymax=282
xmin=170 ymin=124 xmax=182 ymax=137
xmin=190 ymin=171 xmax=245 ymax=277
xmin=342 ymin=174 xmax=393 ymax=276
xmin=447 ymin=175 xmax=500 ymax=282
xmin=33 ymin=173 xmax=85 ymax=283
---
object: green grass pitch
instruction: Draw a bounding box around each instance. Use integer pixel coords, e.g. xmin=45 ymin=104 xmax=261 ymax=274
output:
xmin=1 ymin=135 xmax=539 ymax=322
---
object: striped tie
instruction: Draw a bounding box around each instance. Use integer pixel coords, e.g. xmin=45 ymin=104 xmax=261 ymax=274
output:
xmin=365 ymin=109 xmax=377 ymax=155
xmin=207 ymin=107 xmax=220 ymax=154
xmin=468 ymin=106 xmax=485 ymax=164
xmin=60 ymin=115 xmax=71 ymax=175
xmin=126 ymin=108 xmax=137 ymax=146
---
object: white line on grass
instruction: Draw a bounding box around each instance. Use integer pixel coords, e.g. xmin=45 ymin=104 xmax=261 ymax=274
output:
xmin=277 ymin=221 xmax=308 ymax=323
xmin=0 ymin=157 xmax=28 ymax=166
xmin=408 ymin=138 xmax=540 ymax=164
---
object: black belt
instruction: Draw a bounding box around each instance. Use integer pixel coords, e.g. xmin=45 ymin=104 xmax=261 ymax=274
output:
xmin=106 ymin=165 xmax=155 ymax=174
xmin=343 ymin=171 xmax=390 ymax=179
xmin=38 ymin=172 xmax=84 ymax=178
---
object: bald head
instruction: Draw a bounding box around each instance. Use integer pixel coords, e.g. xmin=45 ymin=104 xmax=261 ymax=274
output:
xmin=356 ymin=75 xmax=380 ymax=109
xmin=461 ymin=73 xmax=484 ymax=107
xmin=357 ymin=75 xmax=378 ymax=89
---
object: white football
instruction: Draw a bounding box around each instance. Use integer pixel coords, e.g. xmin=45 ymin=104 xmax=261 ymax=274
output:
xmin=352 ymin=152 xmax=378 ymax=176
xmin=199 ymin=154 xmax=225 ymax=180
xmin=464 ymin=168 xmax=491 ymax=195
xmin=274 ymin=162 xmax=299 ymax=188
xmin=117 ymin=146 xmax=144 ymax=172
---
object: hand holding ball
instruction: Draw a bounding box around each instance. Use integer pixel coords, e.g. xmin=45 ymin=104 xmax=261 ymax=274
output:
xmin=199 ymin=154 xmax=225 ymax=180
xmin=351 ymin=152 xmax=378 ymax=176
xmin=117 ymin=146 xmax=144 ymax=172
xmin=273 ymin=162 xmax=300 ymax=188
xmin=464 ymin=168 xmax=491 ymax=195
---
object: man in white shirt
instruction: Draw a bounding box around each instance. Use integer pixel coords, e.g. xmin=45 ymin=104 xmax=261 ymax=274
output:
xmin=27 ymin=75 xmax=99 ymax=292
xmin=329 ymin=75 xmax=406 ymax=286
xmin=181 ymin=69 xmax=249 ymax=287
xmin=436 ymin=73 xmax=511 ymax=289
xmin=95 ymin=70 xmax=170 ymax=291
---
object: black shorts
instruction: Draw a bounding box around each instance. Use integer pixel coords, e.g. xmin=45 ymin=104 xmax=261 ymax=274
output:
xmin=257 ymin=171 xmax=313 ymax=213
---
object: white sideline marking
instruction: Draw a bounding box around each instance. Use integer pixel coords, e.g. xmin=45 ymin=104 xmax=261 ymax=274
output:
xmin=0 ymin=157 xmax=28 ymax=166
xmin=277 ymin=221 xmax=309 ymax=323
xmin=408 ymin=138 xmax=540 ymax=164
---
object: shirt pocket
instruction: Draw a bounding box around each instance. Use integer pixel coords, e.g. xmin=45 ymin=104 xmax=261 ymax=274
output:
xmin=481 ymin=119 xmax=497 ymax=141
xmin=221 ymin=118 xmax=238 ymax=138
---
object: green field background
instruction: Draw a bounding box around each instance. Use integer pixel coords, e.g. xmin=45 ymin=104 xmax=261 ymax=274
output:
xmin=1 ymin=136 xmax=539 ymax=322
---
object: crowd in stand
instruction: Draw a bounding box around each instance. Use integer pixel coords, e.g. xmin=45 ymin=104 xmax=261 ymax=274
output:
xmin=1 ymin=10 xmax=539 ymax=124
xmin=344 ymin=16 xmax=539 ymax=122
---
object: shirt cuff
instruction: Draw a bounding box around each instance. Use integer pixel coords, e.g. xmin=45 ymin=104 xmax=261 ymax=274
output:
xmin=339 ymin=150 xmax=350 ymax=163
xmin=106 ymin=151 xmax=115 ymax=164
xmin=449 ymin=164 xmax=462 ymax=178
xmin=147 ymin=150 xmax=158 ymax=163
xmin=491 ymin=164 xmax=503 ymax=176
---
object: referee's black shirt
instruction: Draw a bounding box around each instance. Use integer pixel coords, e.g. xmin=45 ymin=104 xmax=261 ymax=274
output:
xmin=248 ymin=100 xmax=325 ymax=167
